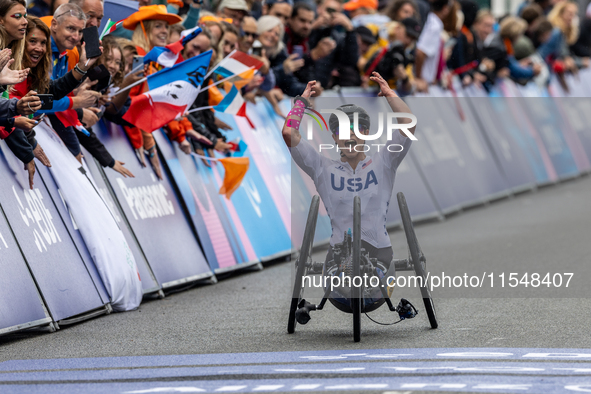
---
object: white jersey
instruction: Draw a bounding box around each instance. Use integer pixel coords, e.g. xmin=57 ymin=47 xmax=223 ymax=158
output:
xmin=290 ymin=132 xmax=412 ymax=248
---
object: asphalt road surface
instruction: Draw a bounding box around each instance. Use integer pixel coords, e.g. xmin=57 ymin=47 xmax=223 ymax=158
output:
xmin=1 ymin=175 xmax=591 ymax=393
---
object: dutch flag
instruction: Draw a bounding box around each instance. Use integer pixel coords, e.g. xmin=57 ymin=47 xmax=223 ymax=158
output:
xmin=214 ymin=51 xmax=263 ymax=79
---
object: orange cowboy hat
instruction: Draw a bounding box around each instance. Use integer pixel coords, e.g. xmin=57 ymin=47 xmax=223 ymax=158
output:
xmin=123 ymin=5 xmax=182 ymax=30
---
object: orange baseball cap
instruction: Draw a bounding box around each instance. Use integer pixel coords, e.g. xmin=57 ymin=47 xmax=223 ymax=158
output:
xmin=123 ymin=5 xmax=182 ymax=30
xmin=343 ymin=0 xmax=378 ymax=11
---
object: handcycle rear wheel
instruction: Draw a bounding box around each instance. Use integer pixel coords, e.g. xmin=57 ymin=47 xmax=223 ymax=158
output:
xmin=288 ymin=195 xmax=320 ymax=334
xmin=352 ymin=196 xmax=362 ymax=342
xmin=397 ymin=192 xmax=438 ymax=329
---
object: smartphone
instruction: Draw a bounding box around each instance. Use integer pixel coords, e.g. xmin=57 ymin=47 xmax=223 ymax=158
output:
xmin=37 ymin=94 xmax=53 ymax=110
xmin=33 ymin=113 xmax=45 ymax=122
xmin=132 ymin=55 xmax=144 ymax=77
xmin=87 ymin=64 xmax=111 ymax=93
xmin=82 ymin=26 xmax=102 ymax=58
xmin=252 ymin=41 xmax=263 ymax=57
xmin=293 ymin=45 xmax=304 ymax=59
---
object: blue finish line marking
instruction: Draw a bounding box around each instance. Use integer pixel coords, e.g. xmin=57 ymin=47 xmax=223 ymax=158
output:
xmin=4 ymin=348 xmax=591 ymax=393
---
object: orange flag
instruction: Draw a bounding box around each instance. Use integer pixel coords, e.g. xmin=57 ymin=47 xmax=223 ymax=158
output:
xmin=218 ymin=157 xmax=249 ymax=199
xmin=208 ymin=80 xmax=224 ymax=107
xmin=233 ymin=68 xmax=255 ymax=90
xmin=221 ymin=69 xmax=255 ymax=92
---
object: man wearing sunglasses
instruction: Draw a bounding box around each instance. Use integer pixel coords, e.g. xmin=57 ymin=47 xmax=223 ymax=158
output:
xmin=238 ymin=16 xmax=258 ymax=53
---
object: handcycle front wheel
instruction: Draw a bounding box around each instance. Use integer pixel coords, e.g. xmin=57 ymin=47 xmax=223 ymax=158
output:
xmin=397 ymin=192 xmax=438 ymax=329
xmin=352 ymin=195 xmax=362 ymax=342
xmin=288 ymin=195 xmax=320 ymax=334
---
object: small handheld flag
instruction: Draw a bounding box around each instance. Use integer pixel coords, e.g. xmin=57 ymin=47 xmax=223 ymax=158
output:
xmin=122 ymin=50 xmax=213 ymax=132
xmin=192 ymin=153 xmax=250 ymax=199
xmin=209 ymin=50 xmax=263 ymax=81
xmin=100 ymin=19 xmax=123 ymax=39
xmin=213 ymin=85 xmax=254 ymax=128
xmin=143 ymin=27 xmax=203 ymax=68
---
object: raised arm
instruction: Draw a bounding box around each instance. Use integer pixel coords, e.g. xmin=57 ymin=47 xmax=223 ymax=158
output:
xmin=281 ymin=80 xmax=320 ymax=147
xmin=369 ymin=71 xmax=416 ymax=136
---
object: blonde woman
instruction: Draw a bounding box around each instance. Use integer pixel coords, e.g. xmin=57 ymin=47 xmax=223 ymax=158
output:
xmin=125 ymin=5 xmax=182 ymax=55
xmin=198 ymin=13 xmax=225 ymax=46
xmin=539 ymin=1 xmax=579 ymax=71
xmin=548 ymin=1 xmax=579 ymax=46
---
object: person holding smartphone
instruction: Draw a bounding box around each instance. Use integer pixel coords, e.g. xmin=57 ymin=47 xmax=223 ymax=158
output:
xmin=308 ymin=0 xmax=359 ymax=88
xmin=0 ymin=0 xmax=50 ymax=188
xmin=11 ymin=15 xmax=102 ymax=168
xmin=233 ymin=16 xmax=282 ymax=115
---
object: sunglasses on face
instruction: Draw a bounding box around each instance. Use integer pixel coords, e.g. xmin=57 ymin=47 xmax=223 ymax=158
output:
xmin=241 ymin=30 xmax=259 ymax=39
xmin=10 ymin=12 xmax=27 ymax=19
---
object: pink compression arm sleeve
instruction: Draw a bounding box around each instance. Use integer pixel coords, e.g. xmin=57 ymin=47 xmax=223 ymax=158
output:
xmin=285 ymin=99 xmax=306 ymax=130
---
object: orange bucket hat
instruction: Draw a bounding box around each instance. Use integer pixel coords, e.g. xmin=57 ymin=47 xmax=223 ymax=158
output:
xmin=123 ymin=5 xmax=182 ymax=30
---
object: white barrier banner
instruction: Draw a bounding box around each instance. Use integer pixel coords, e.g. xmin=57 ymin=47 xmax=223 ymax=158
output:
xmin=35 ymin=121 xmax=142 ymax=311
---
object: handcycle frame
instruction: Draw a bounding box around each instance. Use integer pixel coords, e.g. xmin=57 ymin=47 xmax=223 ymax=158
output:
xmin=287 ymin=192 xmax=438 ymax=342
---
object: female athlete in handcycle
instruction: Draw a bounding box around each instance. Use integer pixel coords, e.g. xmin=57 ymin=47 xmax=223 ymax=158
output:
xmin=283 ymin=72 xmax=437 ymax=342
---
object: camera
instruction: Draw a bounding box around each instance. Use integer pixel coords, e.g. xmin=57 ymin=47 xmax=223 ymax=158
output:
xmin=366 ymin=42 xmax=410 ymax=82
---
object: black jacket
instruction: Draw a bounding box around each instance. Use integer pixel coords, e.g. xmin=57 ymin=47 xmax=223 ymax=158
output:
xmin=0 ymin=88 xmax=32 ymax=164
xmin=571 ymin=18 xmax=591 ymax=58
xmin=23 ymin=70 xmax=82 ymax=150
xmin=48 ymin=71 xmax=115 ymax=167
xmin=3 ymin=70 xmax=84 ymax=164
xmin=270 ymin=48 xmax=308 ymax=97
xmin=5 ymin=128 xmax=34 ymax=163
xmin=447 ymin=29 xmax=481 ymax=78
xmin=308 ymin=26 xmax=360 ymax=88
xmin=273 ymin=26 xmax=360 ymax=95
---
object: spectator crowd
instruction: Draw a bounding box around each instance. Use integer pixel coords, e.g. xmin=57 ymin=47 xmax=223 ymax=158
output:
xmin=0 ymin=0 xmax=589 ymax=187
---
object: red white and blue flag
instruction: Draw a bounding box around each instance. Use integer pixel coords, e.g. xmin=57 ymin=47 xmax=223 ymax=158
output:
xmin=214 ymin=85 xmax=254 ymax=128
xmin=123 ymin=50 xmax=212 ymax=132
xmin=143 ymin=26 xmax=202 ymax=68
xmin=213 ymin=51 xmax=263 ymax=79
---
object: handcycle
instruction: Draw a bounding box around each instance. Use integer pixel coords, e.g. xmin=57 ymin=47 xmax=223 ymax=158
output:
xmin=287 ymin=192 xmax=438 ymax=342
